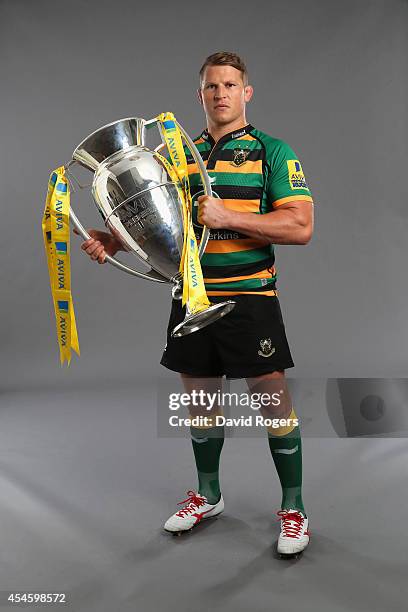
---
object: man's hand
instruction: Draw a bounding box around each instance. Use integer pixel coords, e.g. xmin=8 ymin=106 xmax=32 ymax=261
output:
xmin=73 ymin=228 xmax=123 ymax=264
xmin=197 ymin=195 xmax=231 ymax=229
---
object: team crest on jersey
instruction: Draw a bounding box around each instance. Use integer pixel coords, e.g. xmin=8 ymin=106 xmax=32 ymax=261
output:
xmin=287 ymin=160 xmax=308 ymax=189
xmin=258 ymin=338 xmax=276 ymax=358
xmin=231 ymin=148 xmax=250 ymax=167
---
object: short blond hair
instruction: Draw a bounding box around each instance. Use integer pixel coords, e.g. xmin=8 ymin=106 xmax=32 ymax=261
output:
xmin=199 ymin=51 xmax=248 ymax=86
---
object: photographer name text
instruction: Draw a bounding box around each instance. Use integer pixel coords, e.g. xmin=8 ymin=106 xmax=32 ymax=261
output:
xmin=168 ymin=415 xmax=298 ymax=428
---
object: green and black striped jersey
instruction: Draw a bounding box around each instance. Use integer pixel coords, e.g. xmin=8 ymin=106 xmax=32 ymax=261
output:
xmin=186 ymin=123 xmax=313 ymax=296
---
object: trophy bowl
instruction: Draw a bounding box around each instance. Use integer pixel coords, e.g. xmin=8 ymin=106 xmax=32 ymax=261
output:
xmin=66 ymin=116 xmax=235 ymax=336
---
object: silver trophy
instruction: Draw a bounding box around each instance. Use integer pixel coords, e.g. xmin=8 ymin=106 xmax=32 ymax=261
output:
xmin=65 ymin=116 xmax=235 ymax=337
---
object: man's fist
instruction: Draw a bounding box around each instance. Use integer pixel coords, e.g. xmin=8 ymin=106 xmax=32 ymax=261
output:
xmin=74 ymin=228 xmax=123 ymax=264
xmin=196 ymin=195 xmax=231 ymax=229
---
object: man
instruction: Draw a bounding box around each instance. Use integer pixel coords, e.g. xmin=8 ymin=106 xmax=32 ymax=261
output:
xmin=79 ymin=52 xmax=314 ymax=556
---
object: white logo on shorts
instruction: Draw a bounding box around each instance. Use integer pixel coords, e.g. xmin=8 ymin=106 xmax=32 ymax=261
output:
xmin=258 ymin=338 xmax=276 ymax=358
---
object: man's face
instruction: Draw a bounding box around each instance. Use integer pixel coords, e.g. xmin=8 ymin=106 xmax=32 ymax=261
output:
xmin=198 ymin=65 xmax=253 ymax=126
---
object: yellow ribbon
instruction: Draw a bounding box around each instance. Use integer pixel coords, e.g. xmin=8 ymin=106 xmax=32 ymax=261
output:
xmin=42 ymin=167 xmax=80 ymax=365
xmin=156 ymin=112 xmax=210 ymax=314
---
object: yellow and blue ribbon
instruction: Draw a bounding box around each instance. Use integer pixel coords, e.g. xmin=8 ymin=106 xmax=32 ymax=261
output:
xmin=42 ymin=167 xmax=80 ymax=365
xmin=156 ymin=112 xmax=210 ymax=314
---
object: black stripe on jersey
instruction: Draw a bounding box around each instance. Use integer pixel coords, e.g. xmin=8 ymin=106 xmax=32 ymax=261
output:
xmin=186 ymin=150 xmax=211 ymax=163
xmin=210 ymin=148 xmax=263 ymax=162
xmin=190 ymin=185 xmax=263 ymax=200
xmin=202 ymin=256 xmax=275 ymax=278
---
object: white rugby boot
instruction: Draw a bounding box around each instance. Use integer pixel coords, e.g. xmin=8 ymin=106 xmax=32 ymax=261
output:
xmin=164 ymin=490 xmax=224 ymax=534
xmin=276 ymin=509 xmax=310 ymax=555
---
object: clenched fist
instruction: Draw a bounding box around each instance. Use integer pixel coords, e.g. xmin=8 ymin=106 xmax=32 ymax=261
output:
xmin=197 ymin=195 xmax=232 ymax=229
xmin=74 ymin=228 xmax=123 ymax=264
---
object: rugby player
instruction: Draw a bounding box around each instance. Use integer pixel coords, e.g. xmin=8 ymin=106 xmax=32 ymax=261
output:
xmin=79 ymin=52 xmax=314 ymax=555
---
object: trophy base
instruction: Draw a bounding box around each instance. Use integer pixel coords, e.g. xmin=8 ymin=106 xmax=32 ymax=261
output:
xmin=171 ymin=301 xmax=236 ymax=338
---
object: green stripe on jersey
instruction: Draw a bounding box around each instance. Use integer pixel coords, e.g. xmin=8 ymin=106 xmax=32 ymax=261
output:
xmin=202 ymin=246 xmax=272 ymax=267
xmin=205 ymin=277 xmax=277 ymax=291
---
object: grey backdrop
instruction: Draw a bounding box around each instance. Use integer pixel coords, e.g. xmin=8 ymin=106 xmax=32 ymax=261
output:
xmin=2 ymin=0 xmax=407 ymax=388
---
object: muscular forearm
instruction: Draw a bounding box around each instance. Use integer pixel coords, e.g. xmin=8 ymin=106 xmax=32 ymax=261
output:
xmin=224 ymin=207 xmax=312 ymax=245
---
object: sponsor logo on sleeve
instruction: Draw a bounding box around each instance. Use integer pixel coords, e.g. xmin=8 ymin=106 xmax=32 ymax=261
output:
xmin=287 ymin=160 xmax=308 ymax=189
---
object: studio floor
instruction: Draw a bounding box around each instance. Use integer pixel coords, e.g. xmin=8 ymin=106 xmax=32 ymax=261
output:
xmin=0 ymin=381 xmax=406 ymax=612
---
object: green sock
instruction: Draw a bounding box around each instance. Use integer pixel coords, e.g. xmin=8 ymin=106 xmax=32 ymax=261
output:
xmin=268 ymin=425 xmax=306 ymax=516
xmin=190 ymin=424 xmax=224 ymax=504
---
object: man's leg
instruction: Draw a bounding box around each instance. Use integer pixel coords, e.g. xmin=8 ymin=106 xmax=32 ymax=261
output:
xmin=163 ymin=374 xmax=225 ymax=533
xmin=247 ymin=369 xmax=309 ymax=553
xmin=246 ymin=370 xmax=305 ymax=515
xmin=160 ymin=297 xmax=227 ymax=533
xmin=181 ymin=373 xmax=225 ymax=505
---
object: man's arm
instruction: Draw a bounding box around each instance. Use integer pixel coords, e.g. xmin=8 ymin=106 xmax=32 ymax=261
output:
xmin=197 ymin=196 xmax=314 ymax=245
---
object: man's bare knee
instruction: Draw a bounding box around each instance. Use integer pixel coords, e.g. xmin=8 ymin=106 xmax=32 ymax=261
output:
xmin=246 ymin=370 xmax=292 ymax=419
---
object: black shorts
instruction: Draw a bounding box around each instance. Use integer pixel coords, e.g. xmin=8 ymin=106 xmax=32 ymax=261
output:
xmin=160 ymin=294 xmax=295 ymax=378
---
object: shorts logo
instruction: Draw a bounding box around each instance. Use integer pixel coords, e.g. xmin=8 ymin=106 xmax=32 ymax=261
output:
xmin=287 ymin=160 xmax=308 ymax=189
xmin=231 ymin=148 xmax=250 ymax=167
xmin=258 ymin=338 xmax=276 ymax=358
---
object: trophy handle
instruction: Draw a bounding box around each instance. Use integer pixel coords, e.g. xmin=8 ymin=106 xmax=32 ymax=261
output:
xmin=175 ymin=121 xmax=211 ymax=259
xmin=65 ymin=175 xmax=168 ymax=283
xmin=150 ymin=118 xmax=211 ymax=259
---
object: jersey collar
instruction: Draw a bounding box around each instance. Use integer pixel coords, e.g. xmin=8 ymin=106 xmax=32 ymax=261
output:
xmin=200 ymin=123 xmax=254 ymax=148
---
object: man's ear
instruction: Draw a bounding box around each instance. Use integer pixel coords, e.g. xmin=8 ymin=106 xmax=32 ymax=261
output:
xmin=197 ymin=88 xmax=204 ymax=105
xmin=244 ymin=85 xmax=254 ymax=103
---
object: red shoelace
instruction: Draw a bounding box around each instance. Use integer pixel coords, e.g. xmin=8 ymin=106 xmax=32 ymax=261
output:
xmin=277 ymin=510 xmax=305 ymax=538
xmin=176 ymin=490 xmax=207 ymax=517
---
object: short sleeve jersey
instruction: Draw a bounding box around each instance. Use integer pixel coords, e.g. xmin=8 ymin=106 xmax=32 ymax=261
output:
xmin=185 ymin=124 xmax=313 ymax=296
